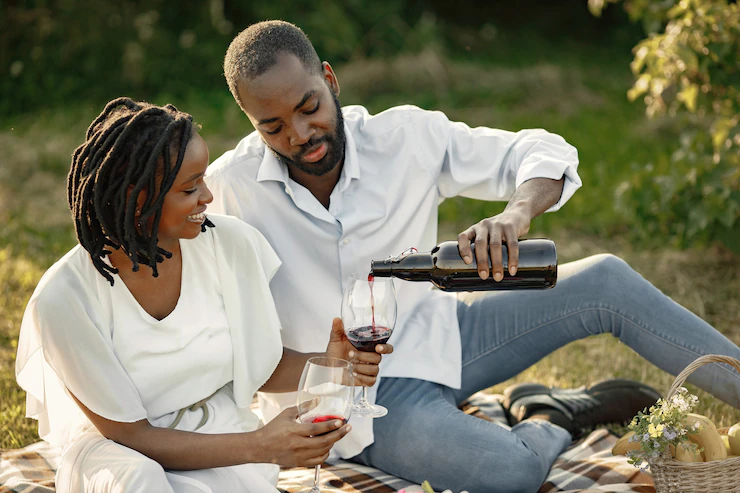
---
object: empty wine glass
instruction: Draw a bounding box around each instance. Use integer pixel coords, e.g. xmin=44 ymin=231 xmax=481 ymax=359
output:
xmin=296 ymin=356 xmax=354 ymax=493
xmin=341 ymin=273 xmax=396 ymax=418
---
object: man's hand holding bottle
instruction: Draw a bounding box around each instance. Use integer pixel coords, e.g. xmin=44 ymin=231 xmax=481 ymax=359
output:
xmin=457 ymin=206 xmax=533 ymax=281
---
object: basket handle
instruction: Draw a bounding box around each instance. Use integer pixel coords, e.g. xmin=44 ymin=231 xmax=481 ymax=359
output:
xmin=667 ymin=354 xmax=740 ymax=400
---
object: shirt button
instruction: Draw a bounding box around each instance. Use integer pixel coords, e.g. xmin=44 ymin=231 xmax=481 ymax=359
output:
xmin=343 ymin=239 xmax=350 ymax=244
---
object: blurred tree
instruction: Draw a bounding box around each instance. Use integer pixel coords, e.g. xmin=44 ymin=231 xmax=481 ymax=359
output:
xmin=0 ymin=0 xmax=438 ymax=117
xmin=591 ymin=0 xmax=740 ymax=252
xmin=0 ymin=1 xmax=231 ymax=115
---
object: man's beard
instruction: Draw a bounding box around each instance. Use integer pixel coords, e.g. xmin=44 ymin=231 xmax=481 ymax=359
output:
xmin=268 ymin=92 xmax=346 ymax=176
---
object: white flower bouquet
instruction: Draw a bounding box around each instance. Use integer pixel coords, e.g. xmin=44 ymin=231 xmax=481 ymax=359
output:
xmin=623 ymin=386 xmax=702 ymax=468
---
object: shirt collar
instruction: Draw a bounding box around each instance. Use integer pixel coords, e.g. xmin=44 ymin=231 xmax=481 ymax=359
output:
xmin=255 ymin=144 xmax=288 ymax=184
xmin=255 ymin=122 xmax=360 ymax=188
xmin=336 ymin=123 xmax=360 ymax=192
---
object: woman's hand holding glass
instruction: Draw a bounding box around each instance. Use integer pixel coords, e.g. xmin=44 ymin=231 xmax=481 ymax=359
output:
xmin=252 ymin=404 xmax=350 ymax=468
xmin=295 ymin=356 xmax=355 ymax=493
xmin=324 ymin=317 xmax=394 ymax=388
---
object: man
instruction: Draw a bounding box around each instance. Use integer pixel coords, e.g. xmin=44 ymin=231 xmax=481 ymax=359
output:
xmin=205 ymin=20 xmax=740 ymax=492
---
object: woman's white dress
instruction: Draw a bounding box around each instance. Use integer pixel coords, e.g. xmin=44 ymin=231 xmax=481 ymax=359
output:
xmin=15 ymin=214 xmax=285 ymax=492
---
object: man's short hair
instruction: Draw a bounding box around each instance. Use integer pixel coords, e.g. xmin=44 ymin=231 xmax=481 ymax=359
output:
xmin=224 ymin=20 xmax=322 ymax=104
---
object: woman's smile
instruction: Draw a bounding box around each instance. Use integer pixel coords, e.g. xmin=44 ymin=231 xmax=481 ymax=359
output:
xmin=187 ymin=211 xmax=207 ymax=224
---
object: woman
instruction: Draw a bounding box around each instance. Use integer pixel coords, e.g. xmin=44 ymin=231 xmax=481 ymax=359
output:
xmin=15 ymin=97 xmax=391 ymax=492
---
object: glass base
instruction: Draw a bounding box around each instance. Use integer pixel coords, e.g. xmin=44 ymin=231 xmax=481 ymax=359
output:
xmin=352 ymin=402 xmax=388 ymax=418
xmin=298 ymin=488 xmax=345 ymax=493
xmin=297 ymin=482 xmax=344 ymax=493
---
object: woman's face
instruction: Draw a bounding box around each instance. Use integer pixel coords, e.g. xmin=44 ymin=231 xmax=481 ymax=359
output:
xmin=156 ymin=131 xmax=213 ymax=249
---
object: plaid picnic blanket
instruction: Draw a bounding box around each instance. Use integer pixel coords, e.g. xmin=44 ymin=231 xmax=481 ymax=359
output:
xmin=0 ymin=392 xmax=654 ymax=493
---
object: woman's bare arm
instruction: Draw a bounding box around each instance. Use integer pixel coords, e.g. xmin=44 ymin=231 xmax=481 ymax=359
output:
xmin=70 ymin=394 xmax=350 ymax=470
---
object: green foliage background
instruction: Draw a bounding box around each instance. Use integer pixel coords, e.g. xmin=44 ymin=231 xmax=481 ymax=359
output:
xmin=1 ymin=0 xmax=648 ymax=237
xmin=3 ymin=0 xmax=737 ymax=249
xmin=594 ymin=0 xmax=740 ymax=252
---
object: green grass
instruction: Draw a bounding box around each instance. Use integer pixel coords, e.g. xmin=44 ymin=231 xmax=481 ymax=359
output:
xmin=2 ymin=39 xmax=739 ymax=449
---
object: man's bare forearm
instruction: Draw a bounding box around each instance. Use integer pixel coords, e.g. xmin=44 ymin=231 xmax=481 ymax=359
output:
xmin=504 ymin=177 xmax=565 ymax=220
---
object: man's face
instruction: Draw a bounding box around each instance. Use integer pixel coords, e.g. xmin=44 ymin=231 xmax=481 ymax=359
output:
xmin=237 ymin=53 xmax=345 ymax=176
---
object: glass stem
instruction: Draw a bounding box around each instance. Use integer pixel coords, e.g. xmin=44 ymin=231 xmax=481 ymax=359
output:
xmin=313 ymin=464 xmax=321 ymax=489
xmin=360 ymin=385 xmax=370 ymax=406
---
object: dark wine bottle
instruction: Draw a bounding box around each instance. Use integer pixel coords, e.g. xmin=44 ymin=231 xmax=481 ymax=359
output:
xmin=370 ymin=239 xmax=557 ymax=292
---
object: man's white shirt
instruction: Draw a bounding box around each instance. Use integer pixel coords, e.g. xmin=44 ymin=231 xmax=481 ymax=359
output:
xmin=205 ymin=104 xmax=581 ymax=457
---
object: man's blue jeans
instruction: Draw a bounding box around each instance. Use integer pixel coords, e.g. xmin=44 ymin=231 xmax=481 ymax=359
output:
xmin=351 ymin=254 xmax=740 ymax=493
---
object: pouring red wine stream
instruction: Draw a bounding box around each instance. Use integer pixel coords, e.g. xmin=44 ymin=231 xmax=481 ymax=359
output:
xmin=344 ymin=274 xmax=392 ymax=352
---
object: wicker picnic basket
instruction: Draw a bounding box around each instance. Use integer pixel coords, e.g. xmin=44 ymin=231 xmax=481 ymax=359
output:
xmin=649 ymin=354 xmax=740 ymax=493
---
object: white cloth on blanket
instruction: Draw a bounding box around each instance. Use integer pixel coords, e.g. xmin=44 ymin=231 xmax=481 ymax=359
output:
xmin=15 ymin=214 xmax=284 ymax=491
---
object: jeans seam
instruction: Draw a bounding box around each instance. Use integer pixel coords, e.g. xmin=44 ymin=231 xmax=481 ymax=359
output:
xmin=461 ymin=304 xmax=721 ymax=374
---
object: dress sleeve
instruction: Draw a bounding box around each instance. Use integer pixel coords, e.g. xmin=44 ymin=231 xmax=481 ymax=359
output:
xmin=204 ymin=166 xmax=243 ymax=217
xmin=415 ymin=109 xmax=582 ymax=212
xmin=16 ymin=261 xmax=148 ymax=445
xmin=208 ymin=214 xmax=285 ymax=412
xmin=206 ymin=212 xmax=281 ymax=283
xmin=248 ymin=224 xmax=282 ymax=283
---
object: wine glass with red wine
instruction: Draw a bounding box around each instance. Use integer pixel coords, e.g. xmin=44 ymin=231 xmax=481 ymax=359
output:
xmin=341 ymin=273 xmax=397 ymax=418
xmin=297 ymin=356 xmax=354 ymax=493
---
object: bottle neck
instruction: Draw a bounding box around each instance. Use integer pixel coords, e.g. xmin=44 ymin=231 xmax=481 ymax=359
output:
xmin=370 ymin=253 xmax=434 ymax=281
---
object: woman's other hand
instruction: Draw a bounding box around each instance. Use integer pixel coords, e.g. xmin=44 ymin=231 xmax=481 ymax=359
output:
xmin=325 ymin=317 xmax=393 ymax=387
xmin=253 ymin=406 xmax=351 ymax=467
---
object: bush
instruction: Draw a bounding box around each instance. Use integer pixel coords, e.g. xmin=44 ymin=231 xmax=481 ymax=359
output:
xmin=0 ymin=0 xmax=438 ymax=117
xmin=592 ymin=0 xmax=740 ymax=251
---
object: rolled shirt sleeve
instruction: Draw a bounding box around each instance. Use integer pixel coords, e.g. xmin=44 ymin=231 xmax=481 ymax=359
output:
xmin=419 ymin=109 xmax=581 ymax=212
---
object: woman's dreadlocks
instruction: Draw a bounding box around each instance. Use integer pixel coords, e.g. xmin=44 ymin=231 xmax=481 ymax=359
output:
xmin=67 ymin=97 xmax=214 ymax=285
